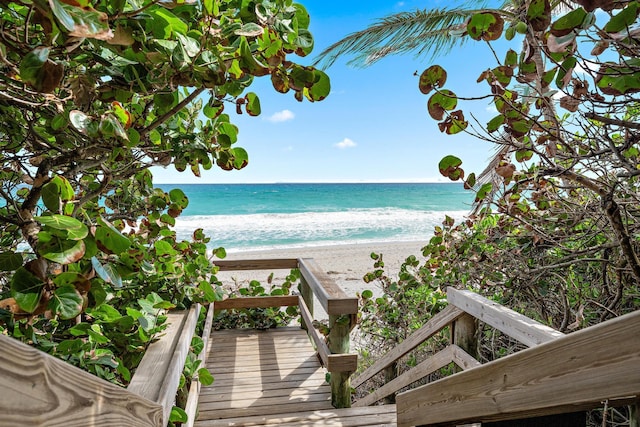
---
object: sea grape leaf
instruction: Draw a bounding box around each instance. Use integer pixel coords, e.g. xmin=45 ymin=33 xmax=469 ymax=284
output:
xmin=169 ymin=188 xmax=189 ymax=209
xmin=197 ymin=367 xmax=214 ymax=386
xmin=604 ymin=2 xmax=639 ymax=33
xmin=10 ymin=267 xmax=44 ymax=313
xmin=419 ymin=65 xmax=447 ymax=94
xmin=169 ymin=407 xmax=188 ymax=423
xmin=36 ymin=214 xmax=88 ymax=240
xmin=148 ymin=8 xmax=188 ymax=38
xmin=53 ymin=272 xmax=91 ymax=295
xmin=0 ymin=251 xmax=23 ymax=271
xmin=96 ymin=217 xmax=131 ymax=254
xmin=245 ymin=92 xmax=262 ymax=116
xmin=50 ymin=285 xmax=83 ymax=320
xmin=526 ymin=0 xmax=551 ymax=32
xmin=42 ymin=175 xmax=74 ymax=212
xmin=476 ymin=183 xmax=493 ymax=202
xmin=92 ymin=257 xmax=123 ymax=287
xmin=550 ymin=7 xmax=587 ymax=37
xmin=307 ymin=70 xmax=330 ymax=102
xmin=467 ymin=12 xmax=504 ymax=41
xmin=235 ymin=22 xmax=264 ymax=37
xmin=49 ymin=0 xmax=114 ymax=40
xmin=428 ymin=90 xmax=457 ymax=120
xmin=19 ymin=47 xmax=49 ymax=87
xmin=39 ymin=237 xmax=86 ymax=264
xmin=439 ymin=155 xmax=464 ymax=181
xmin=231 ymin=147 xmax=249 ymax=169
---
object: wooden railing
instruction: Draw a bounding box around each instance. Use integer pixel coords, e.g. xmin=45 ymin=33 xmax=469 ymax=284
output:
xmin=0 ymin=333 xmax=162 ymax=426
xmin=201 ymin=257 xmax=359 ymax=409
xmin=350 ymin=286 xmax=640 ymax=427
xmin=0 ymin=257 xmax=357 ymax=427
xmin=351 ymin=287 xmax=564 ymax=409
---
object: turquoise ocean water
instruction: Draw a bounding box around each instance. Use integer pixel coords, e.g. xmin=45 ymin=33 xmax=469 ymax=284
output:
xmin=157 ymin=183 xmax=473 ymax=252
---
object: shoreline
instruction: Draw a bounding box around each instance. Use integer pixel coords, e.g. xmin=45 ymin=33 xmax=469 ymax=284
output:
xmin=214 ymin=240 xmax=426 ymax=299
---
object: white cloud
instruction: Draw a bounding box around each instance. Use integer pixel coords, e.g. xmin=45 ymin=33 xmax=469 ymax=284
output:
xmin=266 ymin=110 xmax=295 ymax=123
xmin=334 ymin=138 xmax=357 ymax=149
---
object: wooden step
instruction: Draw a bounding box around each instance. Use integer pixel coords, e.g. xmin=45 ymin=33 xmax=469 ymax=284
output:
xmin=194 ymin=404 xmax=397 ymax=426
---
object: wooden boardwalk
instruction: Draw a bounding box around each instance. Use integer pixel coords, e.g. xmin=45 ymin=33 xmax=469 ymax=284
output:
xmin=194 ymin=327 xmax=397 ymax=427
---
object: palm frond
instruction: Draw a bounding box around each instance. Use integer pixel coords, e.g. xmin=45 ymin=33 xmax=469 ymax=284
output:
xmin=314 ymin=7 xmax=514 ymax=69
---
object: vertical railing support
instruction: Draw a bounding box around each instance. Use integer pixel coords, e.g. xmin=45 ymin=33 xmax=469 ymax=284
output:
xmin=328 ymin=314 xmax=353 ymax=408
xmin=383 ymin=361 xmax=398 ymax=404
xmin=630 ymin=401 xmax=640 ymax=427
xmin=452 ymin=312 xmax=479 ymax=363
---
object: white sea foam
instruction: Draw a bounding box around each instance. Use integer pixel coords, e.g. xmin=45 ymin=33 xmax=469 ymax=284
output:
xmin=173 ymin=208 xmax=468 ymax=251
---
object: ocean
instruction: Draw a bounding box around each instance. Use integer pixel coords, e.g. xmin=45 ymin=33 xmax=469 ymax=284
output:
xmin=157 ymin=183 xmax=473 ymax=253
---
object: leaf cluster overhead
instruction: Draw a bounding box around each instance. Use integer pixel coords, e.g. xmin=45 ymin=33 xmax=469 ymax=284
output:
xmin=0 ymin=0 xmax=329 ymax=384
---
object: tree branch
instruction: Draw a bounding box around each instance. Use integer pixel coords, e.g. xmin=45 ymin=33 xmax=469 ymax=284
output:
xmin=139 ymin=87 xmax=205 ymax=138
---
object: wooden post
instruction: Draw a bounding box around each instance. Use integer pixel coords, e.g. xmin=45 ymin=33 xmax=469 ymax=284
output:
xmin=300 ymin=275 xmax=313 ymax=331
xmin=630 ymin=402 xmax=640 ymax=427
xmin=452 ymin=313 xmax=479 ymax=365
xmin=328 ymin=314 xmax=352 ymax=408
xmin=383 ymin=361 xmax=398 ymax=404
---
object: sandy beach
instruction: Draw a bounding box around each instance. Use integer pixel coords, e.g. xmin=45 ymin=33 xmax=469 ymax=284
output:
xmin=215 ymin=240 xmax=426 ymax=300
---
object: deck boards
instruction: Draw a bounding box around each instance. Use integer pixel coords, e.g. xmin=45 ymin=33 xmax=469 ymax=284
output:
xmin=195 ymin=327 xmax=397 ymax=427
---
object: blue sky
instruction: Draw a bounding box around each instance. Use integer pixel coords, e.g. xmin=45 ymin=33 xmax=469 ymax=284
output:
xmin=153 ymin=1 xmax=502 ymax=184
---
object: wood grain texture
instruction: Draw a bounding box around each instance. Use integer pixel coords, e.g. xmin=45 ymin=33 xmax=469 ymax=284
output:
xmin=196 ymin=327 xmax=333 ymax=425
xmin=299 ymin=295 xmax=331 ymax=368
xmin=213 ymin=259 xmax=298 ymax=271
xmin=298 ymin=258 xmax=358 ymax=315
xmin=447 ymin=288 xmax=564 ymax=347
xmin=351 ymin=305 xmax=464 ymax=388
xmin=194 ymin=405 xmax=397 ymax=426
xmin=128 ymin=306 xmax=199 ymax=426
xmin=396 ymin=309 xmax=640 ymax=426
xmin=128 ymin=311 xmax=187 ymax=401
xmin=213 ymin=295 xmax=299 ymax=311
xmin=186 ymin=304 xmax=216 ymax=427
xmin=0 ymin=334 xmax=162 ymax=427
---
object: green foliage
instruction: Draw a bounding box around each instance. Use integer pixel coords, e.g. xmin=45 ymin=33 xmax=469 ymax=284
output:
xmin=0 ymin=0 xmax=328 ymax=387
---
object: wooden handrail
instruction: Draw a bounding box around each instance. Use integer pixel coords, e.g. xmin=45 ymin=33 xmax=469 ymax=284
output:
xmin=353 ymin=344 xmax=480 ymax=408
xmin=128 ymin=305 xmax=199 ymax=426
xmin=298 ymin=258 xmax=358 ymax=315
xmin=447 ymin=288 xmax=564 ymax=347
xmin=396 ymin=309 xmax=640 ymax=426
xmin=352 ymin=287 xmax=568 ymax=412
xmin=184 ymin=303 xmax=215 ymax=427
xmin=0 ymin=334 xmax=162 ymax=426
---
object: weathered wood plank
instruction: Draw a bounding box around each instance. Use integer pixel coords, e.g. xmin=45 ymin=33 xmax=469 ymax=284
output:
xmin=128 ymin=310 xmax=188 ymax=401
xmin=447 ymin=288 xmax=564 ymax=347
xmin=198 ymin=391 xmax=331 ymax=411
xmin=0 ymin=334 xmax=162 ymax=427
xmin=396 ymin=309 xmax=640 ymax=426
xmin=194 ymin=405 xmax=397 ymax=427
xmin=299 ymin=295 xmax=331 ymax=368
xmin=213 ymin=295 xmax=299 ymax=311
xmin=214 ymin=258 xmax=298 ymax=271
xmin=298 ymin=258 xmax=358 ymax=315
xmin=199 ymin=400 xmax=335 ymax=420
xmin=201 ymin=376 xmax=328 ymax=393
xmin=186 ymin=304 xmax=216 ymax=427
xmin=352 ymin=305 xmax=464 ymax=388
xmin=198 ymin=385 xmax=331 ymax=402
